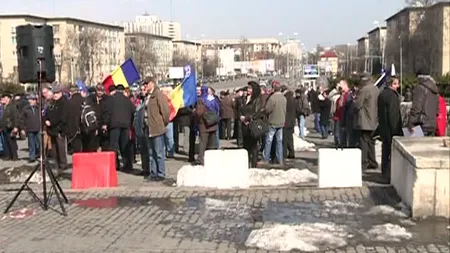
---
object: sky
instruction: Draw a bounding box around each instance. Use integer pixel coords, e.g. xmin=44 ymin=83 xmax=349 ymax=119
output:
xmin=3 ymin=0 xmax=406 ymax=49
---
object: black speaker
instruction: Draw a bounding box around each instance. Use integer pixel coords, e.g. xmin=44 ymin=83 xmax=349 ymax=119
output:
xmin=16 ymin=24 xmax=55 ymax=83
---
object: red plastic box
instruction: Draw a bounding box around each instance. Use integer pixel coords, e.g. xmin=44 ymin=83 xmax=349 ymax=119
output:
xmin=71 ymin=152 xmax=118 ymax=189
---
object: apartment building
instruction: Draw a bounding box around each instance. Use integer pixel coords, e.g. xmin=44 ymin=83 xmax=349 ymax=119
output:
xmin=121 ymin=14 xmax=181 ymax=41
xmin=173 ymin=40 xmax=202 ymax=64
xmin=367 ymin=26 xmax=387 ymax=74
xmin=384 ymin=2 xmax=450 ymax=76
xmin=0 ymin=14 xmax=125 ymax=84
xmin=125 ymin=32 xmax=173 ymax=79
xmin=357 ymin=36 xmax=370 ymax=73
xmin=200 ymin=38 xmax=281 ymax=61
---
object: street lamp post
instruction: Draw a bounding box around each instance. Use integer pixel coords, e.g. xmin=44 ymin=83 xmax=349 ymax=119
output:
xmin=400 ymin=34 xmax=403 ymax=97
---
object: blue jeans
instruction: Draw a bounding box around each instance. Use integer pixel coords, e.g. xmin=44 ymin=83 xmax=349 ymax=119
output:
xmin=314 ymin=113 xmax=321 ymax=132
xmin=264 ymin=127 xmax=283 ymax=162
xmin=148 ymin=134 xmax=166 ymax=178
xmin=298 ymin=115 xmax=306 ymax=138
xmin=164 ymin=122 xmax=174 ymax=157
xmin=27 ymin=132 xmax=41 ymax=160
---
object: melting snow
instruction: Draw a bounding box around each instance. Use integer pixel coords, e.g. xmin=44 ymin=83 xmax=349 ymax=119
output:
xmin=323 ymin=200 xmax=362 ymax=215
xmin=245 ymin=223 xmax=349 ymax=252
xmin=367 ymin=223 xmax=412 ymax=242
xmin=249 ymin=168 xmax=317 ymax=186
xmin=293 ymin=136 xmax=316 ymax=152
xmin=177 ymin=166 xmax=318 ymax=188
xmin=366 ymin=205 xmax=408 ymax=218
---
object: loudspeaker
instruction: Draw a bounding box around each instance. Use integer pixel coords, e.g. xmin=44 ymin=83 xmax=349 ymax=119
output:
xmin=16 ymin=24 xmax=55 ymax=83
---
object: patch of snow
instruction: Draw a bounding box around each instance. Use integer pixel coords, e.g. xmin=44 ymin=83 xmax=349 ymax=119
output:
xmin=249 ymin=168 xmax=317 ymax=186
xmin=176 ymin=165 xmax=205 ymax=187
xmin=178 ymin=166 xmax=318 ymax=188
xmin=323 ymin=200 xmax=362 ymax=215
xmin=399 ymin=219 xmax=417 ymax=226
xmin=1 ymin=166 xmax=48 ymax=184
xmin=204 ymin=198 xmax=229 ymax=209
xmin=366 ymin=205 xmax=408 ymax=218
xmin=293 ymin=136 xmax=316 ymax=152
xmin=245 ymin=223 xmax=349 ymax=252
xmin=367 ymin=223 xmax=412 ymax=242
xmin=294 ymin=126 xmax=309 ymax=137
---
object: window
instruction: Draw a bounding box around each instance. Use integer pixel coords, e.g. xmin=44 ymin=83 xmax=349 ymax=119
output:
xmin=11 ymin=36 xmax=16 ymax=44
xmin=54 ymin=38 xmax=60 ymax=44
xmin=53 ymin=24 xmax=60 ymax=33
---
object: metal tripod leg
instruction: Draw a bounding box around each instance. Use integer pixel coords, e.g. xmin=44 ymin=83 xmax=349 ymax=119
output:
xmin=4 ymin=165 xmax=45 ymax=214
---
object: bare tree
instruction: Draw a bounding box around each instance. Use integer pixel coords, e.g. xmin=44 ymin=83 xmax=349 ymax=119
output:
xmin=125 ymin=36 xmax=159 ymax=77
xmin=172 ymin=50 xmax=195 ymax=67
xmin=238 ymin=37 xmax=251 ymax=61
xmin=65 ymin=27 xmax=106 ymax=84
xmin=202 ymin=55 xmax=219 ymax=77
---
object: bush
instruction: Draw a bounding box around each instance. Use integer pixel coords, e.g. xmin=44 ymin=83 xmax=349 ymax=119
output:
xmin=0 ymin=82 xmax=25 ymax=96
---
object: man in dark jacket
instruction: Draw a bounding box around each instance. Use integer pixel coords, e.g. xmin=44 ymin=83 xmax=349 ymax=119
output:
xmin=0 ymin=94 xmax=21 ymax=160
xmin=44 ymin=86 xmax=68 ymax=171
xmin=378 ymin=77 xmax=403 ymax=181
xmin=354 ymin=76 xmax=380 ymax=171
xmin=407 ymin=74 xmax=439 ymax=136
xmin=104 ymin=84 xmax=135 ymax=171
xmin=220 ymin=91 xmax=234 ymax=140
xmin=282 ymin=86 xmax=296 ymax=159
xmin=295 ymin=88 xmax=310 ymax=139
xmin=233 ymin=88 xmax=245 ymax=147
xmin=308 ymin=87 xmax=320 ymax=132
xmin=96 ymin=84 xmax=110 ymax=151
xmin=65 ymin=86 xmax=84 ymax=153
xmin=21 ymin=94 xmax=41 ymax=162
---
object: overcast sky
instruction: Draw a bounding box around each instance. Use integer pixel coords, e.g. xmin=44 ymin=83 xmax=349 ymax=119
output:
xmin=3 ymin=0 xmax=406 ymax=48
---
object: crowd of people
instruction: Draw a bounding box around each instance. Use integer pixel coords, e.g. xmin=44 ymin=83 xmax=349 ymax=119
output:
xmin=0 ymin=72 xmax=447 ymax=184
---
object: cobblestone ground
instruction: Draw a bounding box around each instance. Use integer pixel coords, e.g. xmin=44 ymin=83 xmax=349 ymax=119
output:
xmin=0 ymin=130 xmax=448 ymax=252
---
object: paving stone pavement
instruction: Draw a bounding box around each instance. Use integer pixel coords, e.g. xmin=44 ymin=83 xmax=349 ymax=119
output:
xmin=0 ymin=129 xmax=449 ymax=252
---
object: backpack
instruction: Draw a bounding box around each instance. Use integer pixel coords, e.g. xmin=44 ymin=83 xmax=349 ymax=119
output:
xmin=80 ymin=102 xmax=97 ymax=134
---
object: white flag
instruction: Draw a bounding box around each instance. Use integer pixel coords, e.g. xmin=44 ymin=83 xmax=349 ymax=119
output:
xmin=391 ymin=63 xmax=396 ymax=76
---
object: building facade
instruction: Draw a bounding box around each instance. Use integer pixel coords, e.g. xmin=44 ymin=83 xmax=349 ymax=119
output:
xmin=125 ymin=33 xmax=173 ymax=80
xmin=200 ymin=38 xmax=281 ymax=61
xmin=357 ymin=36 xmax=369 ymax=73
xmin=368 ymin=26 xmax=386 ymax=74
xmin=384 ymin=2 xmax=450 ymax=76
xmin=173 ymin=40 xmax=201 ymax=64
xmin=0 ymin=14 xmax=125 ymax=85
xmin=121 ymin=14 xmax=181 ymax=41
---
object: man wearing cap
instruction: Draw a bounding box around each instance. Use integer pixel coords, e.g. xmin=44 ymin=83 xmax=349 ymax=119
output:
xmin=21 ymin=94 xmax=41 ymax=162
xmin=44 ymin=85 xmax=68 ymax=171
xmin=94 ymin=84 xmax=109 ymax=151
xmin=144 ymin=77 xmax=170 ymax=181
xmin=0 ymin=94 xmax=21 ymax=160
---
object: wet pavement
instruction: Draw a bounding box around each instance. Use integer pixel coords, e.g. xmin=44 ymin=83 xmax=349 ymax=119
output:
xmin=0 ymin=187 xmax=448 ymax=253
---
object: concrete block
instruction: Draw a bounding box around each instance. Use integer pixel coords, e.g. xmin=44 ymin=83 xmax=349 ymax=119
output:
xmin=391 ymin=136 xmax=449 ymax=218
xmin=204 ymin=149 xmax=249 ymax=189
xmin=318 ymin=148 xmax=362 ymax=188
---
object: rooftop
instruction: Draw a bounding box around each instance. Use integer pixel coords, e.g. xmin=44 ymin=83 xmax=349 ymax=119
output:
xmin=125 ymin=32 xmax=172 ymax=41
xmin=0 ymin=14 xmax=124 ymax=30
xmin=368 ymin=26 xmax=386 ymax=35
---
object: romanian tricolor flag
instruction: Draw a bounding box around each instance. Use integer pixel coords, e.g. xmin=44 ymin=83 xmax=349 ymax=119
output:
xmin=102 ymin=58 xmax=141 ymax=93
xmin=168 ymin=65 xmax=198 ymax=121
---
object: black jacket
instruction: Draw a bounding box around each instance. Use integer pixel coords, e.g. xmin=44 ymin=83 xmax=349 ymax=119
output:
xmin=44 ymin=97 xmax=67 ymax=137
xmin=65 ymin=93 xmax=84 ymax=137
xmin=378 ymin=87 xmax=402 ymax=138
xmin=318 ymin=98 xmax=331 ymax=126
xmin=284 ymin=91 xmax=297 ymax=128
xmin=0 ymin=103 xmax=21 ymax=131
xmin=308 ymin=89 xmax=320 ymax=113
xmin=234 ymin=96 xmax=245 ymax=118
xmin=21 ymin=104 xmax=40 ymax=132
xmin=175 ymin=106 xmax=194 ymax=128
xmin=104 ymin=92 xmax=135 ymax=129
xmin=407 ymin=77 xmax=440 ymax=133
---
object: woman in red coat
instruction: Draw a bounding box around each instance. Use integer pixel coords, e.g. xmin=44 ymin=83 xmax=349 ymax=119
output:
xmin=435 ymin=95 xmax=447 ymax=136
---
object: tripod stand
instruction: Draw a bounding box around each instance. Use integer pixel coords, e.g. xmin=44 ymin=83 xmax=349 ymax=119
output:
xmin=4 ymin=60 xmax=68 ymax=215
